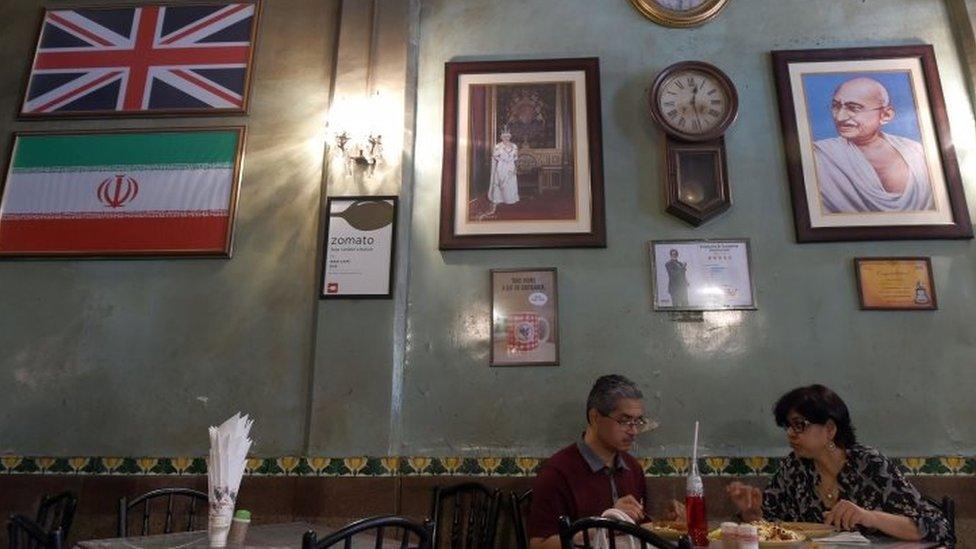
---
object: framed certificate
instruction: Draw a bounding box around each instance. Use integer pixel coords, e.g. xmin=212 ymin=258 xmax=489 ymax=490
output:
xmin=649 ymin=239 xmax=757 ymax=311
xmin=320 ymin=196 xmax=397 ymax=298
xmin=490 ymin=268 xmax=559 ymax=366
xmin=854 ymin=257 xmax=937 ymax=310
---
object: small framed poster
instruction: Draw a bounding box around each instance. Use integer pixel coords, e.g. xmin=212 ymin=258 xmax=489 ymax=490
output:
xmin=490 ymin=268 xmax=559 ymax=366
xmin=320 ymin=196 xmax=397 ymax=298
xmin=854 ymin=257 xmax=937 ymax=310
xmin=649 ymin=239 xmax=757 ymax=311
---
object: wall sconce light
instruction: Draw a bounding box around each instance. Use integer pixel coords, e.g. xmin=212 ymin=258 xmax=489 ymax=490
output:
xmin=334 ymin=130 xmax=383 ymax=175
xmin=328 ymin=91 xmax=392 ymax=177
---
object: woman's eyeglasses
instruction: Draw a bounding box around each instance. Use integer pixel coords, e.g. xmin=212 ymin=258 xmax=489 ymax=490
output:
xmin=783 ymin=418 xmax=813 ymax=434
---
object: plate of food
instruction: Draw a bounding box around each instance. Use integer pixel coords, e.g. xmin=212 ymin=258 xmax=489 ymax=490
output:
xmin=642 ymin=521 xmax=687 ymax=540
xmin=755 ymin=521 xmax=806 ymax=546
xmin=707 ymin=522 xmax=806 ymax=546
xmin=779 ymin=522 xmax=835 ymax=539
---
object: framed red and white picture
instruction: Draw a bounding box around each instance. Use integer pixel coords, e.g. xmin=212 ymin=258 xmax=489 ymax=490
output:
xmin=19 ymin=1 xmax=262 ymax=117
xmin=0 ymin=127 xmax=245 ymax=258
xmin=439 ymin=58 xmax=606 ymax=249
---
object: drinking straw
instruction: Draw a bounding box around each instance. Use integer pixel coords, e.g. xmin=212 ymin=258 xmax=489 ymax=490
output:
xmin=692 ymin=421 xmax=699 ymax=469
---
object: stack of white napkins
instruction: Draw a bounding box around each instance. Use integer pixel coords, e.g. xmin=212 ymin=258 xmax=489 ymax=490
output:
xmin=816 ymin=531 xmax=870 ymax=544
xmin=207 ymin=413 xmax=253 ymax=547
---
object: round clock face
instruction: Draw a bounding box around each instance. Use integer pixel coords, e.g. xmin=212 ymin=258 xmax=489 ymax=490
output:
xmin=650 ymin=62 xmax=738 ymax=141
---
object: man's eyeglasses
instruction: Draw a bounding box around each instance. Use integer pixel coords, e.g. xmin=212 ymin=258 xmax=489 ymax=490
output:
xmin=603 ymin=414 xmax=658 ymax=432
xmin=783 ymin=418 xmax=813 ymax=434
xmin=830 ymin=101 xmax=889 ymax=116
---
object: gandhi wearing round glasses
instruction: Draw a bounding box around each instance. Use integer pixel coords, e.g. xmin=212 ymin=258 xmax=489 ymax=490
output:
xmin=813 ymin=77 xmax=934 ymax=213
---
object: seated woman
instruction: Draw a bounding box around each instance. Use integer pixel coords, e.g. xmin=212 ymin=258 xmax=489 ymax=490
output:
xmin=726 ymin=384 xmax=953 ymax=544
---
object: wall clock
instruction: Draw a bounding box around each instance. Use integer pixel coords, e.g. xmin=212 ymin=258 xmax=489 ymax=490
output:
xmin=649 ymin=61 xmax=739 ymax=226
xmin=628 ymin=0 xmax=731 ymax=28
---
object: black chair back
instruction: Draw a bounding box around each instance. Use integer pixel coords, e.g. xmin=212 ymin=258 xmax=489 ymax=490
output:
xmin=509 ymin=490 xmax=531 ymax=549
xmin=557 ymin=516 xmax=677 ymax=549
xmin=7 ymin=514 xmax=63 ymax=549
xmin=34 ymin=492 xmax=77 ymax=542
xmin=302 ymin=515 xmax=433 ymax=549
xmin=429 ymin=482 xmax=501 ymax=549
xmin=117 ymin=487 xmax=207 ymax=537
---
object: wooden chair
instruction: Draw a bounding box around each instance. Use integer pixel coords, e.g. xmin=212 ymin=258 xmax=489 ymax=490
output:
xmin=557 ymin=516 xmax=680 ymax=549
xmin=509 ymin=489 xmax=532 ymax=549
xmin=117 ymin=487 xmax=207 ymax=537
xmin=34 ymin=491 xmax=77 ymax=543
xmin=429 ymin=482 xmax=501 ymax=549
xmin=7 ymin=514 xmax=63 ymax=549
xmin=302 ymin=515 xmax=433 ymax=549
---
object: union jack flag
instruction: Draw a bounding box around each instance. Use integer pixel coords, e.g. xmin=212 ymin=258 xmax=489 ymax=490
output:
xmin=21 ymin=2 xmax=259 ymax=115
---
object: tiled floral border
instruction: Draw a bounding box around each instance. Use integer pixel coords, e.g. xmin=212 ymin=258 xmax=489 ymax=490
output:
xmin=0 ymin=456 xmax=973 ymax=477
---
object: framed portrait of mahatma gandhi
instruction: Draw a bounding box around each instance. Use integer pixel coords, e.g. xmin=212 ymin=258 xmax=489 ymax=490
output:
xmin=773 ymin=45 xmax=972 ymax=242
xmin=439 ymin=58 xmax=606 ymax=250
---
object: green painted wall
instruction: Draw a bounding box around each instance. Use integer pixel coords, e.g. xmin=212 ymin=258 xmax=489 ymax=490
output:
xmin=402 ymin=0 xmax=976 ymax=458
xmin=0 ymin=0 xmax=341 ymax=456
xmin=0 ymin=0 xmax=973 ymax=459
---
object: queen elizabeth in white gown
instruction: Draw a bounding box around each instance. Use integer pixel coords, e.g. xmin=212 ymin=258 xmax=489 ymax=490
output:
xmin=488 ymin=131 xmax=519 ymax=207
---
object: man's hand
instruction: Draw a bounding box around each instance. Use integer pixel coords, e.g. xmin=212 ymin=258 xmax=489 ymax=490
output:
xmin=663 ymin=499 xmax=686 ymax=523
xmin=613 ymin=495 xmax=645 ymax=522
xmin=824 ymin=500 xmax=875 ymax=531
xmin=726 ymin=481 xmax=763 ymax=522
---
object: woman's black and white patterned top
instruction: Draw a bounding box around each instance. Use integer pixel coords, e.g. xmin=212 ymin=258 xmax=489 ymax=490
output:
xmin=761 ymin=444 xmax=953 ymax=544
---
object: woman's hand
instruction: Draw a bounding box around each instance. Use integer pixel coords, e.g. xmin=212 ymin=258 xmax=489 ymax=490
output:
xmin=824 ymin=500 xmax=876 ymax=531
xmin=726 ymin=481 xmax=763 ymax=521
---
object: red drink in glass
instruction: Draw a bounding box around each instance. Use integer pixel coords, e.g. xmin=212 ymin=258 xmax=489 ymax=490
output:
xmin=685 ymin=493 xmax=709 ymax=547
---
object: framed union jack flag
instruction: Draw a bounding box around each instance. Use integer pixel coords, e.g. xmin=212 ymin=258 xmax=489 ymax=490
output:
xmin=19 ymin=2 xmax=262 ymax=117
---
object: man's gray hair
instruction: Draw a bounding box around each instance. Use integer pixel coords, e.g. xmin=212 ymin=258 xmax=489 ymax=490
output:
xmin=586 ymin=374 xmax=643 ymax=421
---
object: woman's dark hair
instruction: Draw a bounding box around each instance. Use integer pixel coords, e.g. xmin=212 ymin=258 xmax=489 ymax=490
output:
xmin=774 ymin=384 xmax=857 ymax=448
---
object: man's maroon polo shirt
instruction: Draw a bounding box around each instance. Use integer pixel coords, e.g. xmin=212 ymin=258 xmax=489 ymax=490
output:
xmin=527 ymin=440 xmax=649 ymax=539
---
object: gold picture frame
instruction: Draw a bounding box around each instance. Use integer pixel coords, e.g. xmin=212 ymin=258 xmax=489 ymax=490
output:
xmin=627 ymin=0 xmax=730 ymax=28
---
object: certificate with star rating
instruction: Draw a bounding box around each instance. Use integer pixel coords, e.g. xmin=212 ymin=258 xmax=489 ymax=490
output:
xmin=649 ymin=239 xmax=756 ymax=311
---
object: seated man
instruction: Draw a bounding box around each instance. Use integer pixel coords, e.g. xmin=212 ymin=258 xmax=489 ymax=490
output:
xmin=527 ymin=374 xmax=654 ymax=549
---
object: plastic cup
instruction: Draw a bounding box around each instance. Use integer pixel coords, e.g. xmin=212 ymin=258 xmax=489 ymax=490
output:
xmin=208 ymin=504 xmax=234 ymax=547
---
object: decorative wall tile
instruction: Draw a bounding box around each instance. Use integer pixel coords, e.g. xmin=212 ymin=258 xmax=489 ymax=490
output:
xmin=0 ymin=455 xmax=972 ymax=477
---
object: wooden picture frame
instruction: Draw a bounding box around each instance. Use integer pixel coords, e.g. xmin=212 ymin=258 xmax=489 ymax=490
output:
xmin=772 ymin=45 xmax=972 ymax=242
xmin=18 ymin=1 xmax=262 ymax=118
xmin=0 ymin=127 xmax=245 ymax=258
xmin=490 ymin=268 xmax=559 ymax=367
xmin=627 ymin=0 xmax=731 ymax=28
xmin=320 ymin=196 xmax=397 ymax=299
xmin=649 ymin=239 xmax=757 ymax=311
xmin=440 ymin=58 xmax=606 ymax=250
xmin=854 ymin=257 xmax=937 ymax=311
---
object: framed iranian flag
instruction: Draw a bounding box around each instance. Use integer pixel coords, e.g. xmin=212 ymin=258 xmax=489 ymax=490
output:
xmin=0 ymin=127 xmax=245 ymax=258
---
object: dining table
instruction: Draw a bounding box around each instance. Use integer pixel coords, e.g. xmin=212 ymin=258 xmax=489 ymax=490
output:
xmin=74 ymin=521 xmax=409 ymax=549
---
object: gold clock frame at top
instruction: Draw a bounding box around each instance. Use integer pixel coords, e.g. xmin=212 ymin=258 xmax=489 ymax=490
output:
xmin=627 ymin=0 xmax=730 ymax=28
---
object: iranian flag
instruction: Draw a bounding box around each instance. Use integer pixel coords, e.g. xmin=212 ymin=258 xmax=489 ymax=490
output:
xmin=0 ymin=129 xmax=242 ymax=256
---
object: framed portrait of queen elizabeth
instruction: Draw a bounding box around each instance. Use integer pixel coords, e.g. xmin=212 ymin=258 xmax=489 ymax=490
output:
xmin=773 ymin=45 xmax=972 ymax=242
xmin=439 ymin=58 xmax=606 ymax=250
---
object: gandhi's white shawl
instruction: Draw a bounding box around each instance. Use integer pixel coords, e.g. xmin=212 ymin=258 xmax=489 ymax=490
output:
xmin=812 ymin=133 xmax=935 ymax=214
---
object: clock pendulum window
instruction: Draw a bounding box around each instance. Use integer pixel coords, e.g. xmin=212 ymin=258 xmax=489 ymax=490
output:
xmin=648 ymin=61 xmax=739 ymax=226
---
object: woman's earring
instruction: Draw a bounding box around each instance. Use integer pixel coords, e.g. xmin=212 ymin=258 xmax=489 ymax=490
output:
xmin=828 ymin=441 xmax=837 ymax=450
